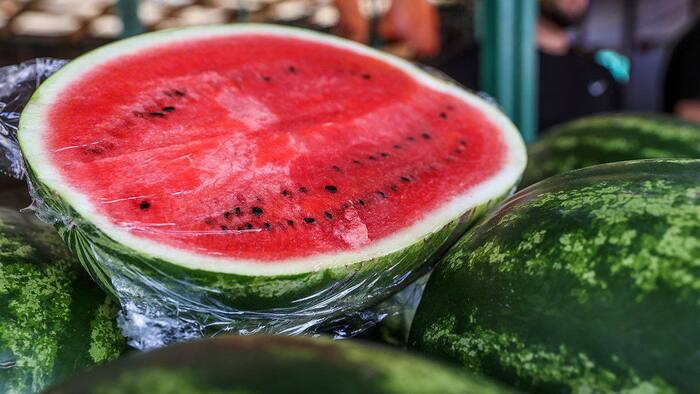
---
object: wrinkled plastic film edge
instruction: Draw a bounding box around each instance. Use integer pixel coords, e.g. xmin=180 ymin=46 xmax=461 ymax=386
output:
xmin=0 ymin=59 xmax=68 ymax=179
xmin=0 ymin=59 xmax=507 ymax=351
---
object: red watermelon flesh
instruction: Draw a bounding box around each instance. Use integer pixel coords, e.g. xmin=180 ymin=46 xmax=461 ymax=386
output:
xmin=21 ymin=26 xmax=524 ymax=267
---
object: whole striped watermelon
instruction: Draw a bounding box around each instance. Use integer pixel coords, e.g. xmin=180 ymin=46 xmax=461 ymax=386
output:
xmin=45 ymin=335 xmax=513 ymax=394
xmin=409 ymin=159 xmax=700 ymax=393
xmin=0 ymin=207 xmax=125 ymax=394
xmin=523 ymin=113 xmax=700 ymax=186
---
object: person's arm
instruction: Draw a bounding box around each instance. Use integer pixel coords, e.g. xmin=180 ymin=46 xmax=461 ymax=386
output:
xmin=378 ymin=0 xmax=440 ymax=58
xmin=334 ymin=0 xmax=370 ymax=44
xmin=334 ymin=0 xmax=440 ymax=59
xmin=675 ymin=100 xmax=700 ymax=124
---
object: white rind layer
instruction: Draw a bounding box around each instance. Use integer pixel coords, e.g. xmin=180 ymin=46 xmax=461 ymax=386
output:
xmin=19 ymin=24 xmax=526 ymax=276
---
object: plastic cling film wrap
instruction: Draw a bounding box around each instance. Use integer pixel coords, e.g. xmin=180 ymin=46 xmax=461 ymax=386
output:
xmin=33 ymin=178 xmax=495 ymax=350
xmin=0 ymin=59 xmax=68 ymax=179
xmin=0 ymin=45 xmax=521 ymax=350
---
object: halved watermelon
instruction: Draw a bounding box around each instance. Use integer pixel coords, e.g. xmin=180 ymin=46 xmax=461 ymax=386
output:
xmin=18 ymin=25 xmax=525 ymax=320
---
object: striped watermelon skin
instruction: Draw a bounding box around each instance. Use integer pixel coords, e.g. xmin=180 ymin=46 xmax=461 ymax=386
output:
xmin=0 ymin=207 xmax=125 ymax=394
xmin=409 ymin=160 xmax=700 ymax=393
xmin=45 ymin=335 xmax=514 ymax=394
xmin=523 ymin=113 xmax=700 ymax=186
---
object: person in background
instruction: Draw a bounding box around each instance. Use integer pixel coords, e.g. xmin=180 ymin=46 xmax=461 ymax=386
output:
xmin=440 ymin=0 xmax=623 ymax=131
xmin=664 ymin=19 xmax=700 ymax=124
xmin=334 ymin=0 xmax=440 ymax=59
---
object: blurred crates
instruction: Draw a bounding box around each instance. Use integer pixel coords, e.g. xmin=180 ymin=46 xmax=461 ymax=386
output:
xmin=0 ymin=0 xmax=339 ymax=41
xmin=0 ymin=0 xmax=471 ymax=66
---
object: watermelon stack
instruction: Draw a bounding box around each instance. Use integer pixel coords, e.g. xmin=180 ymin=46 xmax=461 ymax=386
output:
xmin=0 ymin=207 xmax=125 ymax=394
xmin=6 ymin=19 xmax=699 ymax=394
xmin=409 ymin=159 xmax=700 ymax=393
xmin=14 ymin=24 xmax=526 ymax=344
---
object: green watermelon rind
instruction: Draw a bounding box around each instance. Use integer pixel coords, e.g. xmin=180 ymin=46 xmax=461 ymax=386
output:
xmin=523 ymin=113 xmax=700 ymax=186
xmin=0 ymin=208 xmax=125 ymax=394
xmin=45 ymin=335 xmax=515 ymax=394
xmin=17 ymin=24 xmax=525 ymax=312
xmin=409 ymin=159 xmax=700 ymax=393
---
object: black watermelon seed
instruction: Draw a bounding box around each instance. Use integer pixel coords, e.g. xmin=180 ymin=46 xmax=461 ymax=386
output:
xmin=362 ymin=73 xmax=372 ymax=80
xmin=393 ymin=144 xmax=402 ymax=149
xmin=164 ymin=90 xmax=185 ymax=98
xmin=421 ymin=132 xmax=431 ymax=140
xmin=224 ymin=211 xmax=232 ymax=219
xmin=332 ymin=165 xmax=342 ymax=172
xmin=262 ymin=76 xmax=271 ymax=82
xmin=163 ymin=106 xmax=175 ymax=112
xmin=304 ymin=217 xmax=315 ymax=224
xmin=390 ymin=184 xmax=398 ymax=191
xmin=282 ymin=189 xmax=291 ymax=197
xmin=400 ymin=176 xmax=411 ymax=183
xmin=342 ymin=203 xmax=350 ymax=209
xmin=149 ymin=112 xmax=165 ymax=117
xmin=459 ymin=139 xmax=467 ymax=145
xmin=85 ymin=146 xmax=104 ymax=155
xmin=325 ymin=185 xmax=337 ymax=194
xmin=139 ymin=201 xmax=151 ymax=210
xmin=264 ymin=222 xmax=271 ymax=229
xmin=358 ymin=199 xmax=365 ymax=206
xmin=299 ymin=187 xmax=308 ymax=193
xmin=376 ymin=191 xmax=386 ymax=199
xmin=380 ymin=152 xmax=389 ymax=157
xmin=244 ymin=223 xmax=253 ymax=230
xmin=368 ymin=155 xmax=377 ymax=161
xmin=407 ymin=136 xmax=416 ymax=141
xmin=288 ymin=66 xmax=297 ymax=73
xmin=287 ymin=219 xmax=295 ymax=226
xmin=237 ymin=226 xmax=244 ymax=231
xmin=439 ymin=112 xmax=448 ymax=119
xmin=220 ymin=225 xmax=228 ymax=231
xmin=251 ymin=207 xmax=264 ymax=216
xmin=204 ymin=217 xmax=215 ymax=225
xmin=324 ymin=211 xmax=333 ymax=220
xmin=353 ymin=160 xmax=362 ymax=165
xmin=234 ymin=207 xmax=242 ymax=216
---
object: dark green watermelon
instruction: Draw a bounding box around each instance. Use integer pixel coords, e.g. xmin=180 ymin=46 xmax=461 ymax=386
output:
xmin=523 ymin=113 xmax=700 ymax=186
xmin=0 ymin=207 xmax=126 ymax=394
xmin=45 ymin=335 xmax=513 ymax=394
xmin=409 ymin=159 xmax=700 ymax=393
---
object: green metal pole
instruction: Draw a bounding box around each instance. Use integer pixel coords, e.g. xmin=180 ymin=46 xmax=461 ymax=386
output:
xmin=480 ymin=0 xmax=538 ymax=143
xmin=117 ymin=0 xmax=144 ymax=38
xmin=237 ymin=0 xmax=249 ymax=22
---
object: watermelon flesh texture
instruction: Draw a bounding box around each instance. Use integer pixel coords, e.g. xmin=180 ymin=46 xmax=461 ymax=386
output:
xmin=18 ymin=26 xmax=525 ymax=344
xmin=45 ymin=34 xmax=508 ymax=261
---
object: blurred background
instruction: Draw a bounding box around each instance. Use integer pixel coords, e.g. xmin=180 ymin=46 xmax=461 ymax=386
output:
xmin=1 ymin=0 xmax=699 ymax=130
